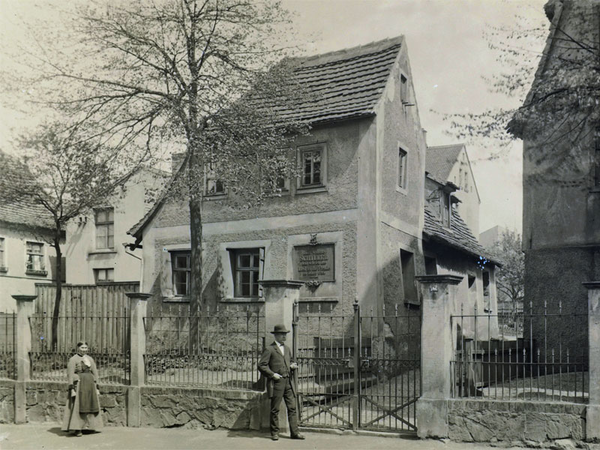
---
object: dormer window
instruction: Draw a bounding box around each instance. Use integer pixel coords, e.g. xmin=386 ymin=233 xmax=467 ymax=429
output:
xmin=440 ymin=191 xmax=451 ymax=228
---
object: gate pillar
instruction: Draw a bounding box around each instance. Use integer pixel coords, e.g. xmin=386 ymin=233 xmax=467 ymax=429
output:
xmin=415 ymin=275 xmax=462 ymax=439
xmin=583 ymin=281 xmax=600 ymax=441
xmin=259 ymin=280 xmax=304 ymax=434
xmin=13 ymin=294 xmax=37 ymax=424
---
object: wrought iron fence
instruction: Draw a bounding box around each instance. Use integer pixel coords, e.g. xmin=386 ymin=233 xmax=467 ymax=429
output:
xmin=29 ymin=311 xmax=130 ymax=385
xmin=0 ymin=312 xmax=16 ymax=379
xmin=294 ymin=302 xmax=421 ymax=432
xmin=450 ymin=302 xmax=588 ymax=403
xmin=144 ymin=302 xmax=265 ymax=390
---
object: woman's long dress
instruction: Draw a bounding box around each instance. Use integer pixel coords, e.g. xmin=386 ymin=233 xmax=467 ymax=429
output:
xmin=61 ymin=354 xmax=103 ymax=431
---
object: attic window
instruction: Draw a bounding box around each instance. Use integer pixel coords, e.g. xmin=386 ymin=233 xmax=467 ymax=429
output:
xmin=400 ymin=74 xmax=408 ymax=103
xmin=439 ymin=192 xmax=451 ymax=228
xmin=398 ymin=148 xmax=408 ymax=189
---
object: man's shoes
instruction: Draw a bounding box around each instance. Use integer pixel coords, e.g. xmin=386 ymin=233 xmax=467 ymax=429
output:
xmin=271 ymin=434 xmax=279 ymax=441
xmin=291 ymin=434 xmax=305 ymax=440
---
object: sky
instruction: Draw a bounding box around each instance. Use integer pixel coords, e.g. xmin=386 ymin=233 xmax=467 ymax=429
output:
xmin=0 ymin=0 xmax=549 ymax=235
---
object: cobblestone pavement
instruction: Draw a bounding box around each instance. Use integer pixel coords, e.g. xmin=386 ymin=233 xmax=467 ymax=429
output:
xmin=0 ymin=424 xmax=548 ymax=450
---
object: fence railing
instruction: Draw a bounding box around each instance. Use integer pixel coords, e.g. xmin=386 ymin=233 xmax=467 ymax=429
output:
xmin=0 ymin=312 xmax=16 ymax=379
xmin=29 ymin=312 xmax=130 ymax=385
xmin=144 ymin=302 xmax=265 ymax=390
xmin=450 ymin=302 xmax=588 ymax=403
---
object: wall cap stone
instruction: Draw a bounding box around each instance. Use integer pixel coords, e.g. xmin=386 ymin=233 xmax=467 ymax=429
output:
xmin=259 ymin=280 xmax=304 ymax=288
xmin=125 ymin=292 xmax=151 ymax=300
xmin=12 ymin=295 xmax=37 ymax=302
xmin=582 ymin=281 xmax=600 ymax=290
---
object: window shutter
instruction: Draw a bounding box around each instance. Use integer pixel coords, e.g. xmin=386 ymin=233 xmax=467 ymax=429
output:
xmin=160 ymin=249 xmax=174 ymax=298
xmin=258 ymin=247 xmax=266 ymax=298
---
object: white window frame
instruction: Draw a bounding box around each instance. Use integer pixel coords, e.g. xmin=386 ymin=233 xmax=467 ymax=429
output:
xmin=94 ymin=268 xmax=115 ymax=284
xmin=230 ymin=248 xmax=262 ymax=298
xmin=204 ymin=162 xmax=226 ymax=197
xmin=220 ymin=240 xmax=270 ymax=302
xmin=170 ymin=250 xmax=191 ymax=297
xmin=297 ymin=144 xmax=327 ymax=193
xmin=26 ymin=241 xmax=46 ymax=275
xmin=95 ymin=207 xmax=115 ymax=250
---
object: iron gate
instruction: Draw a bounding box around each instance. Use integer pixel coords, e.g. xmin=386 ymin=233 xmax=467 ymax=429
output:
xmin=293 ymin=301 xmax=421 ymax=433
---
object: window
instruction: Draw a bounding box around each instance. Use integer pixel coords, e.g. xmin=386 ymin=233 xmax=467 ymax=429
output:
xmin=0 ymin=237 xmax=6 ymax=272
xmin=439 ymin=192 xmax=451 ymax=228
xmin=95 ymin=208 xmax=114 ymax=249
xmin=94 ymin=268 xmax=114 ymax=284
xmin=205 ymin=163 xmax=226 ymax=196
xmin=231 ymin=248 xmax=261 ymax=298
xmin=595 ymin=128 xmax=600 ymax=187
xmin=26 ymin=241 xmax=46 ymax=274
xmin=171 ymin=251 xmax=191 ymax=296
xmin=483 ymin=271 xmax=491 ymax=312
xmin=400 ymin=74 xmax=409 ymax=103
xmin=424 ymin=256 xmax=437 ymax=275
xmin=400 ymin=249 xmax=418 ymax=305
xmin=298 ymin=145 xmax=326 ymax=189
xmin=398 ymin=148 xmax=408 ymax=189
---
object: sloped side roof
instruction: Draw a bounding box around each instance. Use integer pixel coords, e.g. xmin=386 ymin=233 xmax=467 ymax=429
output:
xmin=426 ymin=144 xmax=464 ymax=181
xmin=277 ymin=36 xmax=404 ymax=125
xmin=0 ymin=151 xmax=55 ymax=231
xmin=423 ymin=206 xmax=500 ymax=266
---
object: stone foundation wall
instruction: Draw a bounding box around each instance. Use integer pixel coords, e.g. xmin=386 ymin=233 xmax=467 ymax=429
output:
xmin=24 ymin=382 xmax=127 ymax=426
xmin=448 ymin=400 xmax=586 ymax=443
xmin=0 ymin=381 xmax=15 ymax=423
xmin=140 ymin=386 xmax=263 ymax=430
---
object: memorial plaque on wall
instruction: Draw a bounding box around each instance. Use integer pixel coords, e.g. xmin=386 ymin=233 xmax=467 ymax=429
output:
xmin=293 ymin=244 xmax=335 ymax=282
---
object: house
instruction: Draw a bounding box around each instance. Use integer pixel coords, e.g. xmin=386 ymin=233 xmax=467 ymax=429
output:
xmin=128 ymin=37 xmax=500 ymax=345
xmin=422 ymin=172 xmax=501 ymax=340
xmin=479 ymin=225 xmax=509 ymax=249
xmin=65 ymin=168 xmax=168 ymax=285
xmin=0 ymin=153 xmax=62 ymax=312
xmin=509 ymin=0 xmax=600 ymax=356
xmin=427 ymin=144 xmax=481 ymax=237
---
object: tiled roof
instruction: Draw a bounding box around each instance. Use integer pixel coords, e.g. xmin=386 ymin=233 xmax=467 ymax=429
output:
xmin=426 ymin=144 xmax=464 ymax=182
xmin=129 ymin=37 xmax=405 ymax=239
xmin=275 ymin=36 xmax=404 ymax=125
xmin=423 ymin=206 xmax=500 ymax=266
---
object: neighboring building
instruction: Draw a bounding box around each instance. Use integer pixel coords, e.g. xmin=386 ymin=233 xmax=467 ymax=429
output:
xmin=427 ymin=144 xmax=481 ymax=237
xmin=423 ymin=174 xmax=500 ymax=339
xmin=65 ymin=169 xmax=167 ymax=285
xmin=129 ymin=37 xmax=499 ymax=344
xmin=0 ymin=154 xmax=62 ymax=311
xmin=509 ymin=0 xmax=600 ymax=357
xmin=479 ymin=225 xmax=509 ymax=249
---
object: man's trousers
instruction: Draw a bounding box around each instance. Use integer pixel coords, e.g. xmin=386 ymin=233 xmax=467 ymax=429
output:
xmin=270 ymin=377 xmax=299 ymax=436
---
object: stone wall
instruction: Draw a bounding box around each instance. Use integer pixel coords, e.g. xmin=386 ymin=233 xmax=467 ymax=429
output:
xmin=0 ymin=381 xmax=15 ymax=423
xmin=140 ymin=386 xmax=263 ymax=430
xmin=448 ymin=400 xmax=586 ymax=444
xmin=24 ymin=382 xmax=127 ymax=426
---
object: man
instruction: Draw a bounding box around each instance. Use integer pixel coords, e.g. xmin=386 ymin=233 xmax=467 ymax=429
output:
xmin=258 ymin=324 xmax=305 ymax=441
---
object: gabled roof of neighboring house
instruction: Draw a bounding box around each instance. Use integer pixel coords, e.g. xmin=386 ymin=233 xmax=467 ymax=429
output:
xmin=128 ymin=37 xmax=408 ymax=241
xmin=278 ymin=36 xmax=404 ymax=125
xmin=423 ymin=206 xmax=500 ymax=266
xmin=0 ymin=151 xmax=55 ymax=231
xmin=427 ymin=143 xmax=481 ymax=203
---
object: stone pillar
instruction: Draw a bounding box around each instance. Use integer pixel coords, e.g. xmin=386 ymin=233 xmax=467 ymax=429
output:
xmin=583 ymin=282 xmax=600 ymax=441
xmin=258 ymin=280 xmax=303 ymax=434
xmin=125 ymin=292 xmax=150 ymax=427
xmin=415 ymin=275 xmax=463 ymax=439
xmin=13 ymin=294 xmax=37 ymax=424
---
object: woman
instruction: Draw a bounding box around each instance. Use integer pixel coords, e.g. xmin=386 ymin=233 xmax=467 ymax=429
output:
xmin=61 ymin=341 xmax=103 ymax=436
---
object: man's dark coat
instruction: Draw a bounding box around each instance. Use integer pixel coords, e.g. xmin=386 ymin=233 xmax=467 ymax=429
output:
xmin=258 ymin=342 xmax=297 ymax=397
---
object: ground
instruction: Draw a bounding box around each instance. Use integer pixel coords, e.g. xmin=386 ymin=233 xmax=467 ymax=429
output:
xmin=0 ymin=424 xmax=557 ymax=450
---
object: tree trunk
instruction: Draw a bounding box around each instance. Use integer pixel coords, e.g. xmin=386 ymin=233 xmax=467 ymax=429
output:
xmin=189 ymin=195 xmax=203 ymax=353
xmin=51 ymin=232 xmax=63 ymax=351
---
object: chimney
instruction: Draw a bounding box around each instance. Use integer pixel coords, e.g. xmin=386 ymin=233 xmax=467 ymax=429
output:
xmin=171 ymin=153 xmax=186 ymax=173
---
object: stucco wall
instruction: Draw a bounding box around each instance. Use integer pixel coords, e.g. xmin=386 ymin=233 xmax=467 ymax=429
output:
xmin=65 ymin=171 xmax=164 ymax=285
xmin=448 ymin=400 xmax=586 ymax=443
xmin=0 ymin=225 xmax=56 ymax=312
xmin=447 ymin=149 xmax=480 ymax=237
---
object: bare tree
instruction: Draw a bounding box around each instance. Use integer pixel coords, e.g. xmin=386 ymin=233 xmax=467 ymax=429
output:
xmin=0 ymin=122 xmax=152 ymax=350
xmin=7 ymin=0 xmax=310 ymax=309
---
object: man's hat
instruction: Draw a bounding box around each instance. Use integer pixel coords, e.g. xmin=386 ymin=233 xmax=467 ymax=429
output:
xmin=270 ymin=324 xmax=290 ymax=334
